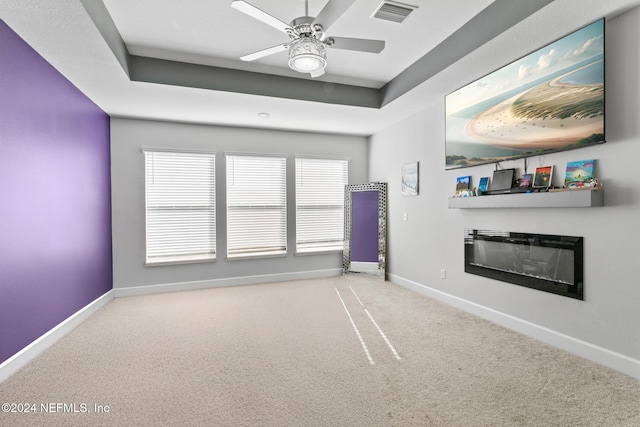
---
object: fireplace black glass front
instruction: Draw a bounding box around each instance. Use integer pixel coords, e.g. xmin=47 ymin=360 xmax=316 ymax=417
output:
xmin=464 ymin=229 xmax=583 ymax=299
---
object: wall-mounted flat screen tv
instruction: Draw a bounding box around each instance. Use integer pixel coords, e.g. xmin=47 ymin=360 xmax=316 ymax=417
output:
xmin=445 ymin=19 xmax=604 ymax=169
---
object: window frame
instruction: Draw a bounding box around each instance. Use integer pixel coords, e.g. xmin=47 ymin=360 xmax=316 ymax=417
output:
xmin=225 ymin=153 xmax=288 ymax=260
xmin=143 ymin=149 xmax=217 ymax=266
xmin=295 ymin=157 xmax=349 ymax=254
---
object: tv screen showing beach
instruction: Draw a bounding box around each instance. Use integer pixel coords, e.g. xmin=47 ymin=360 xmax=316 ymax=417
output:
xmin=445 ymin=19 xmax=604 ymax=169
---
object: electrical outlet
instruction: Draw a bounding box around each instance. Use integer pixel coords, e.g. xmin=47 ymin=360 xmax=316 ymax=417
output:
xmin=403 ymin=212 xmax=408 ymax=221
xmin=440 ymin=269 xmax=446 ymax=279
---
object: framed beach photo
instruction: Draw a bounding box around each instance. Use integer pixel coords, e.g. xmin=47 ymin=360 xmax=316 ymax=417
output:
xmin=445 ymin=19 xmax=605 ymax=169
xmin=533 ymin=166 xmax=554 ymax=188
xmin=564 ymin=159 xmax=595 ymax=188
xmin=401 ymin=162 xmax=419 ymax=196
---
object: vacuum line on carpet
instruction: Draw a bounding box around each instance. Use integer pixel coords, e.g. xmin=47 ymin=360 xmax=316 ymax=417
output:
xmin=335 ymin=287 xmax=375 ymax=365
xmin=364 ymin=309 xmax=402 ymax=361
xmin=349 ymin=286 xmax=402 ymax=361
xmin=349 ymin=286 xmax=364 ymax=306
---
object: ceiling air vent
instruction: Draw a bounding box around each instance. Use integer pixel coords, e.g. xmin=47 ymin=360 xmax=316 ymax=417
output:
xmin=371 ymin=1 xmax=418 ymax=23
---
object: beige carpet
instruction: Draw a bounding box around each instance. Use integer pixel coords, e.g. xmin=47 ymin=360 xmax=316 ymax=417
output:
xmin=0 ymin=275 xmax=638 ymax=426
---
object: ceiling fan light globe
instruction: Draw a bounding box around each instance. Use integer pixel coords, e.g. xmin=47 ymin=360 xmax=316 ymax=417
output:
xmin=289 ymin=54 xmax=327 ymax=72
xmin=288 ymin=37 xmax=327 ymax=73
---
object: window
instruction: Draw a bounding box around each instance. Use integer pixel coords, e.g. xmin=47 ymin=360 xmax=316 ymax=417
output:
xmin=295 ymin=157 xmax=348 ymax=253
xmin=144 ymin=150 xmax=216 ymax=264
xmin=226 ymin=154 xmax=287 ymax=258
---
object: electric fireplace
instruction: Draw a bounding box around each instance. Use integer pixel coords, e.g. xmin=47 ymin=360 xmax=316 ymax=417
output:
xmin=464 ymin=229 xmax=583 ymax=299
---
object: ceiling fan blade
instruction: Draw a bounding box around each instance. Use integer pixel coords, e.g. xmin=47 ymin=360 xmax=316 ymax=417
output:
xmin=310 ymin=69 xmax=325 ymax=78
xmin=240 ymin=44 xmax=289 ymax=61
xmin=231 ymin=0 xmax=292 ymax=34
xmin=326 ymin=37 xmax=385 ymax=53
xmin=312 ymin=0 xmax=356 ymax=31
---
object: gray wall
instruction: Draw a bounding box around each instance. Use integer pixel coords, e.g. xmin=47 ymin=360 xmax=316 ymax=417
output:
xmin=368 ymin=7 xmax=640 ymax=370
xmin=111 ymin=118 xmax=368 ymax=292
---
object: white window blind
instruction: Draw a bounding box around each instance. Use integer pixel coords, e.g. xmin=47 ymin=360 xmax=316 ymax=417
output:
xmin=144 ymin=151 xmax=216 ymax=264
xmin=295 ymin=158 xmax=348 ymax=252
xmin=226 ymin=155 xmax=287 ymax=258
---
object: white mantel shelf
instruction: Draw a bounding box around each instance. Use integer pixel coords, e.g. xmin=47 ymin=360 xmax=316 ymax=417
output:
xmin=448 ymin=189 xmax=604 ymax=209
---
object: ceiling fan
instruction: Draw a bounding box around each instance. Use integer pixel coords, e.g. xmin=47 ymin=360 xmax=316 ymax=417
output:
xmin=231 ymin=0 xmax=385 ymax=78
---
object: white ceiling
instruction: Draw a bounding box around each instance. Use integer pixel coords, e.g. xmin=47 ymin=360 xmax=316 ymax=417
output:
xmin=1 ymin=0 xmax=638 ymax=136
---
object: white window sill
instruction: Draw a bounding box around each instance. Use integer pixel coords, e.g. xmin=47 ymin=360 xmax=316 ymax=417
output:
xmin=145 ymin=255 xmax=216 ymax=267
xmin=295 ymin=248 xmax=343 ymax=256
xmin=226 ymin=250 xmax=287 ymax=261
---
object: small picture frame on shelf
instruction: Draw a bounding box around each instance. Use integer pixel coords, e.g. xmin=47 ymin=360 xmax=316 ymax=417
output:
xmin=533 ymin=166 xmax=553 ymax=188
xmin=519 ymin=173 xmax=533 ymax=188
xmin=455 ymin=176 xmax=471 ymax=197
xmin=478 ymin=177 xmax=489 ymax=193
xmin=564 ymin=159 xmax=595 ymax=188
xmin=456 ymin=176 xmax=470 ymax=190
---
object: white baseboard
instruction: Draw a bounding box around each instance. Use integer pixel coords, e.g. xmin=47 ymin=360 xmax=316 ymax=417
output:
xmin=0 ymin=290 xmax=114 ymax=384
xmin=114 ymin=268 xmax=343 ymax=298
xmin=388 ymin=273 xmax=640 ymax=380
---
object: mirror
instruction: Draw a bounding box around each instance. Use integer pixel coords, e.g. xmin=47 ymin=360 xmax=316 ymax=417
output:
xmin=343 ymin=182 xmax=387 ymax=279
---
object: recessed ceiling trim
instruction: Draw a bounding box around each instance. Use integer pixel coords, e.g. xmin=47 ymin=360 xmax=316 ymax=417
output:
xmin=81 ymin=0 xmax=556 ymax=111
xmin=129 ymin=55 xmax=382 ymax=108
xmin=79 ymin=0 xmax=130 ymax=76
xmin=380 ymin=0 xmax=555 ymax=107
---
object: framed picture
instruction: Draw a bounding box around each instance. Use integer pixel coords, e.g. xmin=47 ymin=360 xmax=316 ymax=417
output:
xmin=533 ymin=166 xmax=553 ymax=188
xmin=401 ymin=162 xmax=419 ymax=196
xmin=478 ymin=177 xmax=489 ymax=193
xmin=456 ymin=176 xmax=470 ymax=191
xmin=564 ymin=159 xmax=595 ymax=188
xmin=445 ymin=19 xmax=604 ymax=169
xmin=519 ymin=173 xmax=533 ymax=188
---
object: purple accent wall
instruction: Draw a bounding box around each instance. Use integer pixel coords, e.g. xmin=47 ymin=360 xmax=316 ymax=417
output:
xmin=351 ymin=191 xmax=379 ymax=263
xmin=0 ymin=20 xmax=112 ymax=365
